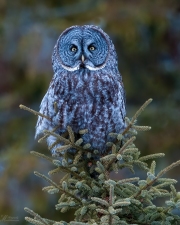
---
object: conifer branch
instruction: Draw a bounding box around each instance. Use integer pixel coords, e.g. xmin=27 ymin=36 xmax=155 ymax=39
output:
xmin=30 ymin=151 xmax=53 ymax=162
xmin=38 ymin=126 xmax=66 ymax=143
xmin=130 ymin=98 xmax=153 ymax=124
xmin=24 ymin=208 xmax=50 ymax=225
xmin=133 ymin=160 xmax=180 ymax=199
xmin=23 ymin=99 xmax=180 ymax=224
xmin=105 ymin=136 xmax=136 ymax=171
xmin=118 ymin=136 xmax=136 ymax=154
xmin=34 ymin=171 xmax=82 ymax=203
xmin=117 ymin=177 xmax=140 ymax=184
xmin=157 ymin=160 xmax=180 ymax=178
xmin=44 ymin=130 xmax=88 ymax=153
xmin=122 ymin=98 xmax=152 ymax=135
xmin=139 ymin=153 xmax=165 ymax=161
xmin=19 ymin=104 xmax=51 ymax=121
xmin=67 ymin=126 xmax=75 ymax=143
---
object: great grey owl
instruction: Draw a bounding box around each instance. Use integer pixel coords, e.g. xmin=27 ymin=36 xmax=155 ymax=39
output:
xmin=35 ymin=25 xmax=126 ymax=156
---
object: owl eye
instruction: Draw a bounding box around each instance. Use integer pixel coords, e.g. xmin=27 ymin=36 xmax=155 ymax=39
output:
xmin=71 ymin=45 xmax=77 ymax=52
xmin=88 ymin=45 xmax=95 ymax=51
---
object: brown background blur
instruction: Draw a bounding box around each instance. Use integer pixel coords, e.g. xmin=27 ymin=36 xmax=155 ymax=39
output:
xmin=0 ymin=0 xmax=180 ymax=224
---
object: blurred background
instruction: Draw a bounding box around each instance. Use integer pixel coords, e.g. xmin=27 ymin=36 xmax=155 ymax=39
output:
xmin=0 ymin=0 xmax=180 ymax=224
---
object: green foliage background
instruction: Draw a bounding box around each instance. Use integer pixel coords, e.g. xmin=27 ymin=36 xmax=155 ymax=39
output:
xmin=0 ymin=0 xmax=180 ymax=224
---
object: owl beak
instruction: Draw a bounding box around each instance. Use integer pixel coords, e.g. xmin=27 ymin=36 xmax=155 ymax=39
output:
xmin=81 ymin=55 xmax=85 ymax=63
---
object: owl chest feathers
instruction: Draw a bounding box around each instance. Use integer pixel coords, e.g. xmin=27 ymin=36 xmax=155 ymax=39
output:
xmin=52 ymin=69 xmax=119 ymax=104
xmin=45 ymin=69 xmax=124 ymax=133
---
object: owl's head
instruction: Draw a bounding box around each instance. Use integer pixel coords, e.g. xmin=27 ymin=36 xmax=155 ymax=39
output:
xmin=52 ymin=25 xmax=117 ymax=72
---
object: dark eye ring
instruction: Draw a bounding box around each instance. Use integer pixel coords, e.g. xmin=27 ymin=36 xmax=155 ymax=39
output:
xmin=88 ymin=45 xmax=95 ymax=51
xmin=71 ymin=46 xmax=77 ymax=52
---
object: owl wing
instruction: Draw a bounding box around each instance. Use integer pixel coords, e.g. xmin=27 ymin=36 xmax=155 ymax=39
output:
xmin=119 ymin=74 xmax=126 ymax=110
xmin=115 ymin=70 xmax=126 ymax=119
xmin=35 ymin=70 xmax=70 ymax=139
xmin=35 ymin=90 xmax=52 ymax=138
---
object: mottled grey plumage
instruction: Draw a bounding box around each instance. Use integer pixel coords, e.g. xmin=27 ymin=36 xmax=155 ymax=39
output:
xmin=35 ymin=25 xmax=126 ymax=156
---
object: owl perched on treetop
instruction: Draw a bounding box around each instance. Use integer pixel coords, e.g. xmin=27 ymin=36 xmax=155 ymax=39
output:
xmin=35 ymin=25 xmax=126 ymax=156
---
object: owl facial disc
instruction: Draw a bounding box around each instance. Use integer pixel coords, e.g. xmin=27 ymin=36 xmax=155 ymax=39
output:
xmin=55 ymin=25 xmax=109 ymax=71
